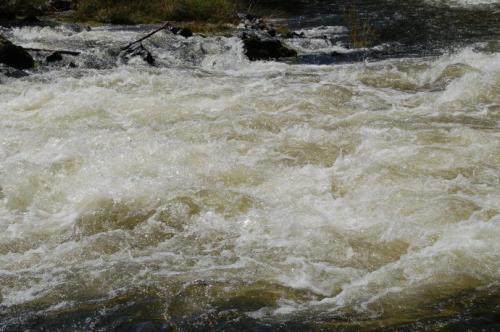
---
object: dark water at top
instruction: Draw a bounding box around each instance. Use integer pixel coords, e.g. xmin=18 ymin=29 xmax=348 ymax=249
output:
xmin=260 ymin=0 xmax=500 ymax=63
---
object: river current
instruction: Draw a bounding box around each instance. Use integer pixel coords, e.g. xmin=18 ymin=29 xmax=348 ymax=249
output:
xmin=1 ymin=0 xmax=500 ymax=330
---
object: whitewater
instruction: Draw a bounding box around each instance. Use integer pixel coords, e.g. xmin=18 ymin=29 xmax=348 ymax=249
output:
xmin=0 ymin=0 xmax=499 ymax=330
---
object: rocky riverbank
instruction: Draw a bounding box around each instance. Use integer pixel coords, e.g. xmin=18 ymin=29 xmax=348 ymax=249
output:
xmin=0 ymin=12 xmax=302 ymax=77
xmin=1 ymin=0 xmax=500 ymax=77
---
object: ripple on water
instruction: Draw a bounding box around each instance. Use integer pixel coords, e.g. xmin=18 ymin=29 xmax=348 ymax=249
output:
xmin=0 ymin=24 xmax=500 ymax=330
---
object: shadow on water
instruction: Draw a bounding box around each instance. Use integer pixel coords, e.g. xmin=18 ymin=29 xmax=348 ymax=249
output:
xmin=1 ymin=284 xmax=499 ymax=331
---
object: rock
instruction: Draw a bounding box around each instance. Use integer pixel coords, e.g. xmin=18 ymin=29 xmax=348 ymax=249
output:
xmin=242 ymin=36 xmax=297 ymax=61
xmin=178 ymin=28 xmax=193 ymax=39
xmin=22 ymin=15 xmax=41 ymax=24
xmin=170 ymin=26 xmax=193 ymax=38
xmin=46 ymin=51 xmax=63 ymax=62
xmin=122 ymin=43 xmax=155 ymax=66
xmin=143 ymin=50 xmax=155 ymax=65
xmin=245 ymin=14 xmax=257 ymax=21
xmin=0 ymin=35 xmax=35 ymax=70
xmin=267 ymin=29 xmax=277 ymax=37
xmin=0 ymin=63 xmax=28 ymax=78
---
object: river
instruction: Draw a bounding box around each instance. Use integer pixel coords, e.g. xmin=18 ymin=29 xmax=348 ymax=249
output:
xmin=1 ymin=0 xmax=499 ymax=330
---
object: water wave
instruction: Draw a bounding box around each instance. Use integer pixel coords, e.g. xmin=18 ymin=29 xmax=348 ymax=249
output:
xmin=0 ymin=21 xmax=499 ymax=330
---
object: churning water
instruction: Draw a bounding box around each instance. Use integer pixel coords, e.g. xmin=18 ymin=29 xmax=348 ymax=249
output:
xmin=0 ymin=1 xmax=499 ymax=330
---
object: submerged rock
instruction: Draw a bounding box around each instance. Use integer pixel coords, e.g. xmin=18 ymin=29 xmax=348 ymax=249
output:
xmin=0 ymin=35 xmax=34 ymax=69
xmin=242 ymin=35 xmax=297 ymax=61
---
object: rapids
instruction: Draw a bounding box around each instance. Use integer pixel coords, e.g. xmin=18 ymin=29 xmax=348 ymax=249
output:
xmin=1 ymin=1 xmax=500 ymax=330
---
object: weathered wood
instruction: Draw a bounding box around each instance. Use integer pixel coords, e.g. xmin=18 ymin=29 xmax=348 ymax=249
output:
xmin=25 ymin=48 xmax=80 ymax=56
xmin=121 ymin=22 xmax=171 ymax=50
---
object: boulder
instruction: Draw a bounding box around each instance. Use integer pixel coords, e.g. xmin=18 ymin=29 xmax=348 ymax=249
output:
xmin=0 ymin=63 xmax=28 ymax=78
xmin=46 ymin=51 xmax=63 ymax=62
xmin=0 ymin=35 xmax=34 ymax=69
xmin=178 ymin=28 xmax=193 ymax=39
xmin=122 ymin=43 xmax=155 ymax=66
xmin=242 ymin=36 xmax=297 ymax=61
xmin=169 ymin=26 xmax=193 ymax=38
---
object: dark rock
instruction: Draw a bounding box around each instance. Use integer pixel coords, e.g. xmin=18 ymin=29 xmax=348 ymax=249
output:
xmin=178 ymin=28 xmax=193 ymax=39
xmin=267 ymin=29 xmax=277 ymax=37
xmin=0 ymin=35 xmax=35 ymax=70
xmin=291 ymin=32 xmax=304 ymax=38
xmin=257 ymin=22 xmax=267 ymax=30
xmin=245 ymin=14 xmax=257 ymax=21
xmin=22 ymin=15 xmax=41 ymax=24
xmin=46 ymin=51 xmax=63 ymax=62
xmin=0 ymin=63 xmax=28 ymax=78
xmin=69 ymin=62 xmax=77 ymax=68
xmin=242 ymin=36 xmax=297 ymax=61
xmin=170 ymin=26 xmax=193 ymax=38
xmin=144 ymin=51 xmax=155 ymax=65
xmin=122 ymin=44 xmax=155 ymax=66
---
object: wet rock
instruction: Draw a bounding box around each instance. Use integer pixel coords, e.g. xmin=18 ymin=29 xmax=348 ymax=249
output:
xmin=278 ymin=28 xmax=304 ymax=39
xmin=0 ymin=63 xmax=29 ymax=78
xmin=178 ymin=28 xmax=193 ymax=38
xmin=242 ymin=35 xmax=297 ymax=61
xmin=46 ymin=51 xmax=63 ymax=62
xmin=22 ymin=15 xmax=41 ymax=24
xmin=0 ymin=35 xmax=35 ymax=70
xmin=170 ymin=26 xmax=193 ymax=38
xmin=122 ymin=43 xmax=155 ymax=66
xmin=267 ymin=29 xmax=277 ymax=37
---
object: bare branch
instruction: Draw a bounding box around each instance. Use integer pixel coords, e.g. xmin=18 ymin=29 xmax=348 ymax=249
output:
xmin=121 ymin=22 xmax=171 ymax=51
xmin=25 ymin=48 xmax=81 ymax=56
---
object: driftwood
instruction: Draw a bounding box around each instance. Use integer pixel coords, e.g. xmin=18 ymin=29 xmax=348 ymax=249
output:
xmin=121 ymin=22 xmax=171 ymax=50
xmin=25 ymin=48 xmax=81 ymax=56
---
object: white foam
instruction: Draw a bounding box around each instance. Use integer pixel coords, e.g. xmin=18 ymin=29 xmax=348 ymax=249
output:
xmin=0 ymin=25 xmax=499 ymax=324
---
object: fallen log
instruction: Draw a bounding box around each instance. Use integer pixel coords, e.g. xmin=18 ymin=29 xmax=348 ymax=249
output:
xmin=25 ymin=48 xmax=80 ymax=56
xmin=121 ymin=22 xmax=171 ymax=51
